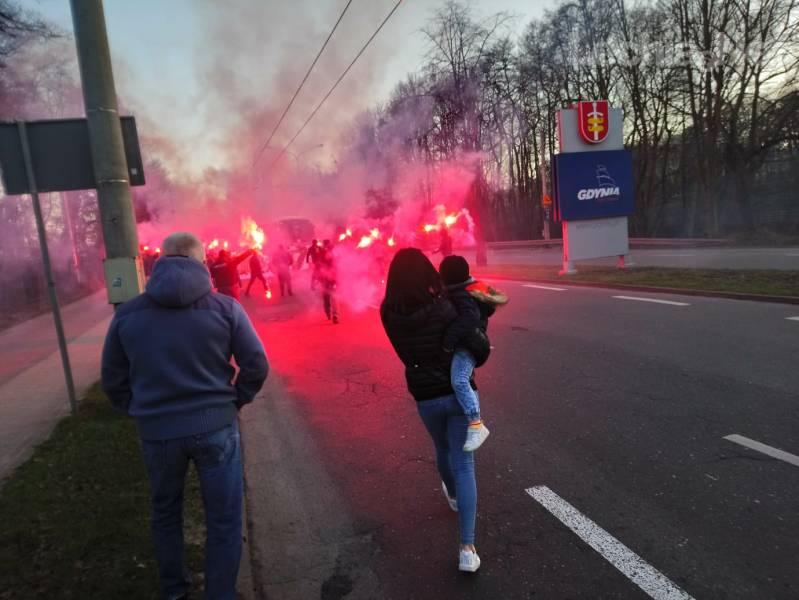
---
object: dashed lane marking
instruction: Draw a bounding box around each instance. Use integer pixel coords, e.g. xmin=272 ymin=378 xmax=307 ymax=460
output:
xmin=723 ymin=434 xmax=799 ymax=468
xmin=526 ymin=486 xmax=695 ymax=600
xmin=613 ymin=296 xmax=690 ymax=307
xmin=785 ymin=317 xmax=799 ymax=322
xmin=522 ymin=284 xmax=567 ymax=291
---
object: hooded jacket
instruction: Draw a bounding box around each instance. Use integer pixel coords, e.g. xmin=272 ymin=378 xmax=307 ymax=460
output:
xmin=381 ymin=296 xmax=481 ymax=401
xmin=442 ymin=278 xmax=507 ymax=367
xmin=101 ymin=256 xmax=269 ymax=440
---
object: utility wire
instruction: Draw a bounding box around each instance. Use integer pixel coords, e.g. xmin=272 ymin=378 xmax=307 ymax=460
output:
xmin=268 ymin=0 xmax=403 ymax=170
xmin=252 ymin=0 xmax=354 ymax=169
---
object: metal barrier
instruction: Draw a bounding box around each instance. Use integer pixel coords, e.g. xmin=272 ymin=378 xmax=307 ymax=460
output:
xmin=468 ymin=238 xmax=728 ymax=251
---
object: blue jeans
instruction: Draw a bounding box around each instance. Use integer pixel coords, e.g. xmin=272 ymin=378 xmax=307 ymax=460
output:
xmin=451 ymin=350 xmax=480 ymax=421
xmin=417 ymin=394 xmax=477 ymax=545
xmin=141 ymin=422 xmax=243 ymax=600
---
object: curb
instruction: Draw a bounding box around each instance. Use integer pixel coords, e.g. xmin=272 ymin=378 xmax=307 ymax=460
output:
xmin=238 ymin=415 xmax=257 ymax=600
xmin=481 ymin=274 xmax=799 ymax=305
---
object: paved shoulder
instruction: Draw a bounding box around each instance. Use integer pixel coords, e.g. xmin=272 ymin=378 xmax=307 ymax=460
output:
xmin=240 ymin=373 xmax=382 ymax=600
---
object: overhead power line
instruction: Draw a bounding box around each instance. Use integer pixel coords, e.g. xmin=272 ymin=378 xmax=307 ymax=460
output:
xmin=251 ymin=0 xmax=354 ymax=169
xmin=268 ymin=0 xmax=404 ymax=170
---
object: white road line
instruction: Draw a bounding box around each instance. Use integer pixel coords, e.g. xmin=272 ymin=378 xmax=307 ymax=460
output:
xmin=522 ymin=284 xmax=567 ymax=292
xmin=526 ymin=486 xmax=694 ymax=600
xmin=786 ymin=316 xmax=799 ymax=322
xmin=613 ymin=296 xmax=690 ymax=306
xmin=723 ymin=434 xmax=799 ymax=468
xmin=648 ymin=253 xmax=697 ymax=257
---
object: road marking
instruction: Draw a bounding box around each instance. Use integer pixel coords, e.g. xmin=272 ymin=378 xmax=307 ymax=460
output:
xmin=784 ymin=253 xmax=799 ymax=257
xmin=527 ymin=486 xmax=694 ymax=599
xmin=649 ymin=253 xmax=696 ymax=257
xmin=522 ymin=284 xmax=567 ymax=291
xmin=526 ymin=486 xmax=694 ymax=600
xmin=723 ymin=434 xmax=799 ymax=468
xmin=786 ymin=317 xmax=799 ymax=322
xmin=613 ymin=296 xmax=690 ymax=306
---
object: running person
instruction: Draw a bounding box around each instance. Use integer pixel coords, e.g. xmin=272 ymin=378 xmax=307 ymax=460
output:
xmin=306 ymin=239 xmax=322 ymax=290
xmin=318 ymin=240 xmax=338 ymax=323
xmin=245 ymin=251 xmax=268 ymax=296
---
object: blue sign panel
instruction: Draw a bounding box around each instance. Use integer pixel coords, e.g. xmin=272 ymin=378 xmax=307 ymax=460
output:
xmin=553 ymin=149 xmax=634 ymax=221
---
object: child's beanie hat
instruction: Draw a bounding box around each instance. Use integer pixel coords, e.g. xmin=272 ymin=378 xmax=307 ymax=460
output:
xmin=439 ymin=255 xmax=470 ymax=286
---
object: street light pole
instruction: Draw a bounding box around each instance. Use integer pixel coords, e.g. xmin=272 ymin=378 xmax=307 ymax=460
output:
xmin=540 ymin=129 xmax=551 ymax=241
xmin=70 ymin=0 xmax=143 ymax=304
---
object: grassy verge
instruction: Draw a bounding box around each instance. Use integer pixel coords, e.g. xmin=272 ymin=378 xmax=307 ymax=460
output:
xmin=0 ymin=385 xmax=204 ymax=600
xmin=473 ymin=264 xmax=799 ymax=298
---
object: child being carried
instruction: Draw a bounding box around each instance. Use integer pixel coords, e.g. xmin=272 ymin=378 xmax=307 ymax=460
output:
xmin=439 ymin=255 xmax=508 ymax=452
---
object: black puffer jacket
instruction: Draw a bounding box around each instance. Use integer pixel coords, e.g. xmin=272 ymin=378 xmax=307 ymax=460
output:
xmin=381 ymin=296 xmax=483 ymax=401
xmin=442 ymin=281 xmax=494 ymax=367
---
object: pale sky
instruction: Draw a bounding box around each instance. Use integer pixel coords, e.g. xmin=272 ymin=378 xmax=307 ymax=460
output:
xmin=30 ymin=0 xmax=550 ymax=176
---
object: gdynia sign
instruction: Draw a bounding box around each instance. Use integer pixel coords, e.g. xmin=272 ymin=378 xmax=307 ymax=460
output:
xmin=552 ymin=100 xmax=635 ymax=271
xmin=552 ymin=148 xmax=634 ymax=221
xmin=577 ymin=186 xmax=620 ymax=201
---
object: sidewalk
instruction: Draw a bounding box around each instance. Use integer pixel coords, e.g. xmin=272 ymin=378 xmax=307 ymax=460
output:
xmin=0 ymin=290 xmax=112 ymax=483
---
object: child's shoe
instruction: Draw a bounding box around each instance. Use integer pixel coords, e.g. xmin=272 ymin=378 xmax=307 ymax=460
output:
xmin=463 ymin=422 xmax=489 ymax=452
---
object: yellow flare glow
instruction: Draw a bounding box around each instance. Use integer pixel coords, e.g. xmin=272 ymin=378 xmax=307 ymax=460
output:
xmin=242 ymin=216 xmax=266 ymax=250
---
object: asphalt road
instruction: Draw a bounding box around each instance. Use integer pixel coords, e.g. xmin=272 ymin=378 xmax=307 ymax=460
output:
xmin=240 ymin=276 xmax=799 ymax=599
xmin=461 ymin=246 xmax=799 ymax=270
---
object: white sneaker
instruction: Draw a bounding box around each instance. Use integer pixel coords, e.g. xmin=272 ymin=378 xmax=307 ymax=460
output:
xmin=459 ymin=549 xmax=481 ymax=572
xmin=463 ymin=424 xmax=490 ymax=452
xmin=442 ymin=481 xmax=458 ymax=512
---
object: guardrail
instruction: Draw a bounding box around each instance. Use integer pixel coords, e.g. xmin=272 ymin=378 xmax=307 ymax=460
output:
xmin=470 ymin=238 xmax=728 ymax=251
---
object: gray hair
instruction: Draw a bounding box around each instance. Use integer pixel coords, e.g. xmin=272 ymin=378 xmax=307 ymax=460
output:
xmin=162 ymin=232 xmax=205 ymax=263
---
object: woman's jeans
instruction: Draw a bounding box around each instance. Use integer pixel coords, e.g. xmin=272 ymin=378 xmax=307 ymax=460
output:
xmin=451 ymin=349 xmax=480 ymax=420
xmin=140 ymin=422 xmax=242 ymax=600
xmin=417 ymin=394 xmax=477 ymax=545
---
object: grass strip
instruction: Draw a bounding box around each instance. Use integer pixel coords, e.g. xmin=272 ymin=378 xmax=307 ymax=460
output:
xmin=0 ymin=385 xmax=204 ymax=599
xmin=473 ymin=265 xmax=799 ymax=298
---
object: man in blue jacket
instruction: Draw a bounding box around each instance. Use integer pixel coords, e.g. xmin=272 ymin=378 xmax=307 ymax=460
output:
xmin=102 ymin=232 xmax=268 ymax=600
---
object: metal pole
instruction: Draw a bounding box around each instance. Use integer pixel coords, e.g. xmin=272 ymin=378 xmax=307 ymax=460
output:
xmin=540 ymin=129 xmax=551 ymax=241
xmin=18 ymin=122 xmax=78 ymax=414
xmin=70 ymin=0 xmax=142 ymax=304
